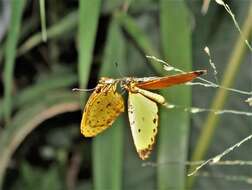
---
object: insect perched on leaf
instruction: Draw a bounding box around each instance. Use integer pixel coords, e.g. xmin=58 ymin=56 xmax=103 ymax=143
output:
xmin=78 ymin=70 xmax=206 ymax=160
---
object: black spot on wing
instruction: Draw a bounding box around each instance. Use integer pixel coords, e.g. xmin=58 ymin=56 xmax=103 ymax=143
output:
xmin=153 ymin=118 xmax=157 ymax=124
xmin=106 ymin=103 xmax=111 ymax=108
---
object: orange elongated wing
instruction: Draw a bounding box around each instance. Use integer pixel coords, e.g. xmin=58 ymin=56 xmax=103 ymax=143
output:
xmin=136 ymin=70 xmax=206 ymax=90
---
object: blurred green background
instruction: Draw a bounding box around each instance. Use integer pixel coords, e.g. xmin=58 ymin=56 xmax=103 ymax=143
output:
xmin=0 ymin=0 xmax=251 ymax=190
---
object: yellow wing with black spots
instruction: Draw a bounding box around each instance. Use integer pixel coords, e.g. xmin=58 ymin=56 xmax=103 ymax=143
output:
xmin=128 ymin=91 xmax=159 ymax=160
xmin=81 ymin=84 xmax=124 ymax=137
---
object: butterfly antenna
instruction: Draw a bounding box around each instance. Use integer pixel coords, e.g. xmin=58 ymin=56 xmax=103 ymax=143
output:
xmin=72 ymin=87 xmax=96 ymax=92
xmin=114 ymin=62 xmax=124 ymax=78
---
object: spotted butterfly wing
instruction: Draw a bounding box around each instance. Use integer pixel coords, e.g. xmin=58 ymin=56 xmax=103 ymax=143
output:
xmin=128 ymin=90 xmax=159 ymax=160
xmin=81 ymin=83 xmax=124 ymax=137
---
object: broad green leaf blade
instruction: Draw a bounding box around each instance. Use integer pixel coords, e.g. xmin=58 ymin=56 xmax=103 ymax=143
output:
xmin=0 ymin=91 xmax=80 ymax=188
xmin=3 ymin=0 xmax=26 ymax=122
xmin=78 ymin=0 xmax=101 ymax=88
xmin=158 ymin=1 xmax=192 ymax=190
xmin=93 ymin=118 xmax=124 ymax=190
xmin=93 ymin=20 xmax=125 ymax=190
xmin=92 ymin=18 xmax=125 ymax=190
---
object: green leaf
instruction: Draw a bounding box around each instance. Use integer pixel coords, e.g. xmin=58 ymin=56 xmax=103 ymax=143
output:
xmin=158 ymin=1 xmax=192 ymax=190
xmin=78 ymin=0 xmax=101 ymax=88
xmin=18 ymin=11 xmax=78 ymax=56
xmin=0 ymin=70 xmax=77 ymax=121
xmin=3 ymin=0 xmax=26 ymax=122
xmin=92 ymin=18 xmax=125 ymax=190
xmin=116 ymin=12 xmax=163 ymax=73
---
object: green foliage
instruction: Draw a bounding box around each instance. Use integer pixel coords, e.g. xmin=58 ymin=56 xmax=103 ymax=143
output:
xmin=39 ymin=0 xmax=47 ymax=42
xmin=158 ymin=1 xmax=192 ymax=190
xmin=16 ymin=162 xmax=62 ymax=190
xmin=3 ymin=0 xmax=26 ymax=122
xmin=0 ymin=91 xmax=79 ymax=186
xmin=78 ymin=0 xmax=101 ymax=89
xmin=92 ymin=18 xmax=125 ymax=190
xmin=18 ymin=11 xmax=78 ymax=56
xmin=0 ymin=1 xmax=251 ymax=190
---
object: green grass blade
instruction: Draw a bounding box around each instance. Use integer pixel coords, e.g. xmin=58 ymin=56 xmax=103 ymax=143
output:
xmin=117 ymin=12 xmax=157 ymax=56
xmin=78 ymin=0 xmax=101 ymax=88
xmin=92 ymin=18 xmax=125 ymax=190
xmin=18 ymin=11 xmax=78 ymax=56
xmin=0 ymin=70 xmax=77 ymax=120
xmin=15 ymin=74 xmax=77 ymax=108
xmin=39 ymin=0 xmax=47 ymax=41
xmin=116 ymin=12 xmax=162 ymax=73
xmin=158 ymin=1 xmax=192 ymax=190
xmin=3 ymin=0 xmax=26 ymax=122
xmin=0 ymin=91 xmax=80 ymax=188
